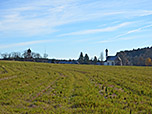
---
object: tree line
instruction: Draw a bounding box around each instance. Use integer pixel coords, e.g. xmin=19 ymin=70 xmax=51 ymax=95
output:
xmin=0 ymin=49 xmax=48 ymax=60
xmin=78 ymin=52 xmax=103 ymax=65
xmin=116 ymin=47 xmax=152 ymax=66
xmin=0 ymin=49 xmax=103 ymax=65
xmin=2 ymin=46 xmax=152 ymax=66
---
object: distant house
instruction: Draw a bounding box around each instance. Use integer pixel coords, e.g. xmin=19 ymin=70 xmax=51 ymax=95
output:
xmin=104 ymin=49 xmax=122 ymax=66
xmin=58 ymin=60 xmax=79 ymax=64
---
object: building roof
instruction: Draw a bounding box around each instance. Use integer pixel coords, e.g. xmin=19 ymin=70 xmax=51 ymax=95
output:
xmin=106 ymin=56 xmax=118 ymax=61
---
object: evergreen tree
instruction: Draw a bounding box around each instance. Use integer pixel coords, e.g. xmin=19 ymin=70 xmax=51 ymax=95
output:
xmin=93 ymin=56 xmax=98 ymax=64
xmin=84 ymin=54 xmax=89 ymax=64
xmin=78 ymin=52 xmax=84 ymax=64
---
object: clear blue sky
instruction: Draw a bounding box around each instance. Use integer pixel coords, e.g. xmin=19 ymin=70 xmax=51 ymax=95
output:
xmin=0 ymin=0 xmax=152 ymax=60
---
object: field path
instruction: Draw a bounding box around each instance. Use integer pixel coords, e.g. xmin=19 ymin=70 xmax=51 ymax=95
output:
xmin=30 ymin=72 xmax=67 ymax=101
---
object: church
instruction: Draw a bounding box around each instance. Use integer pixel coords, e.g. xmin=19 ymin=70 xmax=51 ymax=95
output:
xmin=104 ymin=49 xmax=122 ymax=66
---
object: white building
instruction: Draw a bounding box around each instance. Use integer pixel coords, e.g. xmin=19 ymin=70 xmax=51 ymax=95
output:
xmin=104 ymin=49 xmax=122 ymax=66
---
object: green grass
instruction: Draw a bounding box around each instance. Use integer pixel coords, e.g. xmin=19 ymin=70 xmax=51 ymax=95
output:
xmin=0 ymin=61 xmax=152 ymax=114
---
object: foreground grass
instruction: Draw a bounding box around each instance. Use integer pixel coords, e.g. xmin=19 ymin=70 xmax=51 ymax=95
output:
xmin=0 ymin=61 xmax=151 ymax=114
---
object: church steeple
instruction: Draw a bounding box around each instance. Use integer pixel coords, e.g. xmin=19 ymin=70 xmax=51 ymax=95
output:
xmin=105 ymin=49 xmax=108 ymax=59
xmin=27 ymin=48 xmax=32 ymax=58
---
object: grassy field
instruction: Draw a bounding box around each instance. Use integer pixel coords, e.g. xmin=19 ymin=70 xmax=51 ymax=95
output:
xmin=0 ymin=61 xmax=151 ymax=114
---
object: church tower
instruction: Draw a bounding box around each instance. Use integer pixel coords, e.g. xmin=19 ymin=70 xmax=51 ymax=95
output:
xmin=27 ymin=48 xmax=32 ymax=58
xmin=105 ymin=49 xmax=108 ymax=59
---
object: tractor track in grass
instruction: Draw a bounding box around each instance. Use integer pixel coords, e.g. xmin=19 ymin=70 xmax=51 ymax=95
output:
xmin=29 ymin=72 xmax=67 ymax=101
xmin=74 ymin=70 xmax=120 ymax=99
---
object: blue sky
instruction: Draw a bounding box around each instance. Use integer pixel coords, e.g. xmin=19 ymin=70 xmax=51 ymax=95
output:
xmin=0 ymin=0 xmax=152 ymax=59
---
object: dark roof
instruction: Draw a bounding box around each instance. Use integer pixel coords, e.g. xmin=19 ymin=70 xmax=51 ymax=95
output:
xmin=106 ymin=56 xmax=118 ymax=61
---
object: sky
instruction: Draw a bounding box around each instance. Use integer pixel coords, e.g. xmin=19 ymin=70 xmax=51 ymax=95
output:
xmin=0 ymin=0 xmax=152 ymax=60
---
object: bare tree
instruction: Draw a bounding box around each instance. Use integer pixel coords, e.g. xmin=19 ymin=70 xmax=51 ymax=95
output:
xmin=11 ymin=52 xmax=21 ymax=59
xmin=33 ymin=53 xmax=42 ymax=58
xmin=99 ymin=52 xmax=104 ymax=61
xmin=1 ymin=53 xmax=9 ymax=59
xmin=22 ymin=50 xmax=28 ymax=58
xmin=43 ymin=53 xmax=48 ymax=59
